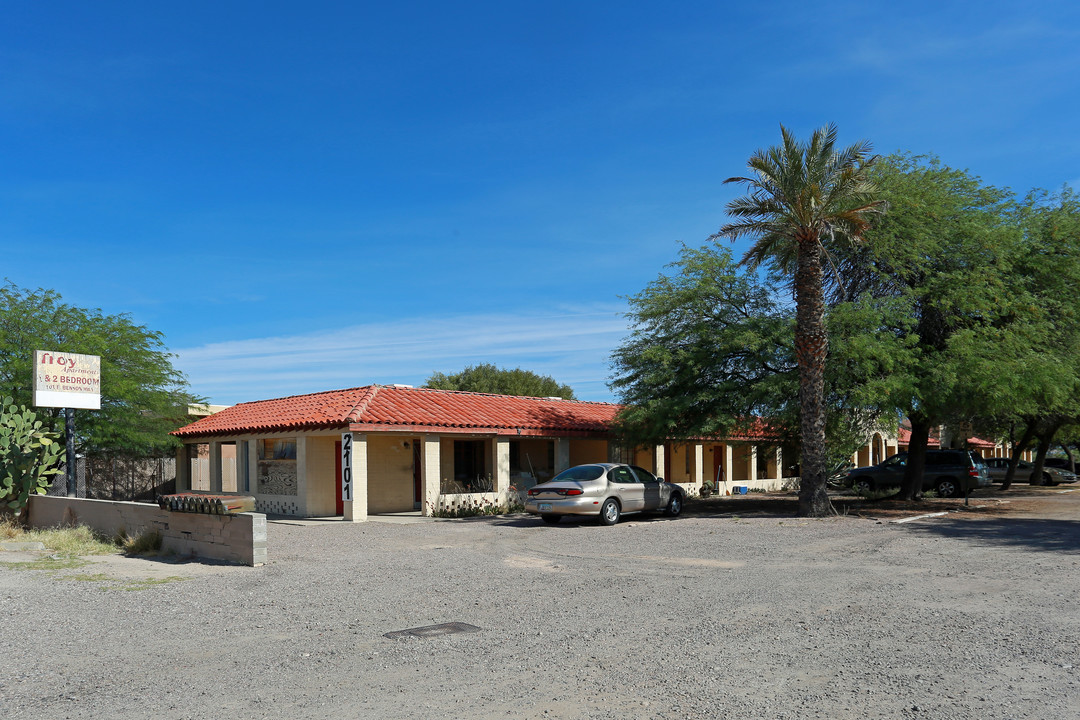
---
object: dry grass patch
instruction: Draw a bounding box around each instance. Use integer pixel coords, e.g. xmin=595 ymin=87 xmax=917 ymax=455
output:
xmin=1 ymin=518 xmax=117 ymax=556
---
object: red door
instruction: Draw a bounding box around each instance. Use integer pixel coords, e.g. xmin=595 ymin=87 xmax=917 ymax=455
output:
xmin=334 ymin=440 xmax=343 ymax=516
xmin=413 ymin=439 xmax=422 ymax=508
xmin=712 ymin=446 xmax=725 ymax=485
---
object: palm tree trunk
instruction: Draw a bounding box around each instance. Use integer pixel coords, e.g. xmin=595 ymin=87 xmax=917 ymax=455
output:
xmin=794 ymin=233 xmax=830 ymax=517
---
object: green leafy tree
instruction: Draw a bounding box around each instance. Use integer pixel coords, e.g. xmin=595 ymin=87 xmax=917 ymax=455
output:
xmin=0 ymin=396 xmax=64 ymax=518
xmin=425 ymin=363 xmax=576 ymax=400
xmin=0 ymin=283 xmax=200 ymax=458
xmin=967 ymin=186 xmax=1080 ymax=489
xmin=611 ymin=243 xmax=796 ymax=447
xmin=610 ymin=242 xmax=908 ymax=476
xmin=844 ymin=155 xmax=1036 ymax=499
xmin=714 ymin=124 xmax=883 ymax=516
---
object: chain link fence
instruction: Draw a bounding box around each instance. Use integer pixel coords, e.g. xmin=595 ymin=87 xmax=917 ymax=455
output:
xmin=48 ymin=455 xmax=176 ymax=502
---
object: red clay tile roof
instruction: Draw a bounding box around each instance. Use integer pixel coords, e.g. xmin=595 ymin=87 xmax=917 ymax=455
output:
xmin=896 ymin=426 xmax=997 ymax=450
xmin=897 ymin=426 xmax=939 ymax=447
xmin=171 ymin=384 xmax=831 ymax=442
xmin=172 ymin=385 xmax=621 ymax=438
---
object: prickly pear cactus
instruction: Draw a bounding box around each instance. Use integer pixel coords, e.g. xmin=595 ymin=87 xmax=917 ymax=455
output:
xmin=0 ymin=396 xmax=65 ymax=518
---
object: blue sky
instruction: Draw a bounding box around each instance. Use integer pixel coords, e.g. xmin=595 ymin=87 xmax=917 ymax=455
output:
xmin=3 ymin=1 xmax=1078 ymax=405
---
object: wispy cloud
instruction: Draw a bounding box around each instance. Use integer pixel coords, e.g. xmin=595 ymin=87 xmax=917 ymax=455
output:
xmin=174 ymin=304 xmax=631 ymax=405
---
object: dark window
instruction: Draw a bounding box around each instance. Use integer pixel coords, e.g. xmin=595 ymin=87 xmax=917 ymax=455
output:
xmin=453 ymin=440 xmax=488 ymax=491
xmin=629 ymin=465 xmax=657 ymax=483
xmin=609 ymin=467 xmax=637 ymax=484
xmin=552 ymin=465 xmax=605 ymax=482
xmin=883 ymin=454 xmax=906 ymax=467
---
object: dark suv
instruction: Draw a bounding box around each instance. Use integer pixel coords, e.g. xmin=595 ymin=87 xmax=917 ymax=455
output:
xmin=846 ymin=450 xmax=991 ymax=498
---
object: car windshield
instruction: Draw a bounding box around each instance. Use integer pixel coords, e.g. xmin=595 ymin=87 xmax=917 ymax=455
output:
xmin=551 ymin=465 xmax=605 ymax=482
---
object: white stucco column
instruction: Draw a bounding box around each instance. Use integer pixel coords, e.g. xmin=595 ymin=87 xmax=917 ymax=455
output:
xmin=775 ymin=447 xmax=784 ymax=481
xmin=420 ymin=434 xmax=442 ymax=516
xmin=748 ymin=445 xmax=758 ymax=483
xmin=653 ymin=444 xmax=665 ymax=477
xmin=693 ymin=443 xmax=704 ymax=485
xmin=493 ymin=438 xmax=510 ymax=497
xmin=724 ymin=445 xmax=734 ymax=484
xmin=344 ymin=433 xmax=368 ymax=522
xmin=555 ymin=438 xmax=571 ymax=473
xmin=209 ymin=441 xmax=223 ymax=493
xmin=295 ymin=436 xmax=308 ymax=517
xmin=247 ymin=440 xmax=258 ymax=494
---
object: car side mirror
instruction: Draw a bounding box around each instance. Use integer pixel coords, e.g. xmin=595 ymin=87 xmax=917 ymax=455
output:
xmin=656 ymin=477 xmax=665 ymax=483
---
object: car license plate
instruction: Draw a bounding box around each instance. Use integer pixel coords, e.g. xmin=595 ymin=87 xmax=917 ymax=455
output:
xmin=538 ymin=503 xmax=552 ymax=511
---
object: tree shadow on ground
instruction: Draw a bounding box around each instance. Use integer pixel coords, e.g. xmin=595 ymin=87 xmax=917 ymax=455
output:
xmin=682 ymin=496 xmax=801 ymax=518
xmin=894 ymin=516 xmax=1080 ymax=554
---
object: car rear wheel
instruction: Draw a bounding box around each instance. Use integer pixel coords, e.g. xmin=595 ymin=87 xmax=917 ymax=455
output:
xmin=541 ymin=514 xmax=561 ymax=524
xmin=665 ymin=494 xmax=682 ymax=517
xmin=599 ymin=498 xmax=620 ymax=526
xmin=935 ymin=479 xmax=959 ymax=498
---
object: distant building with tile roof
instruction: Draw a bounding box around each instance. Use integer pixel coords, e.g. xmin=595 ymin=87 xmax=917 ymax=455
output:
xmin=170 ymin=384 xmax=798 ymax=519
xmin=171 ymin=384 xmax=1017 ymax=519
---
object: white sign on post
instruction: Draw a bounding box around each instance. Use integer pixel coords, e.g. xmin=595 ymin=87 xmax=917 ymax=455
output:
xmin=33 ymin=350 xmax=101 ymax=410
xmin=341 ymin=432 xmax=353 ymax=502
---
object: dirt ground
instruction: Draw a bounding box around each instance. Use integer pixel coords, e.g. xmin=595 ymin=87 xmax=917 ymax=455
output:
xmin=2 ymin=485 xmax=1079 ymax=720
xmin=688 ymin=483 xmax=1080 ymax=522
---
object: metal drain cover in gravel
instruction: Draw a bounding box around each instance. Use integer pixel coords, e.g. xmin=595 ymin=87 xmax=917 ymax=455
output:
xmin=384 ymin=622 xmax=481 ymax=640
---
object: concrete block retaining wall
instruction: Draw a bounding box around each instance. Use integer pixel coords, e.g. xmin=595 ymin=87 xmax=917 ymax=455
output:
xmin=27 ymin=495 xmax=266 ymax=567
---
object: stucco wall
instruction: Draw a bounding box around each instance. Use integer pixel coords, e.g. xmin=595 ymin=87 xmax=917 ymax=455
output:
xmin=368 ymin=435 xmax=415 ymax=513
xmin=305 ymin=434 xmax=339 ymax=516
xmin=667 ymin=443 xmax=693 ymax=483
xmin=569 ymin=438 xmax=608 ymax=468
xmin=27 ymin=495 xmax=266 ymax=566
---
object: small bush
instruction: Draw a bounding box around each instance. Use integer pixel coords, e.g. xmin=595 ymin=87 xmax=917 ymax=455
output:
xmin=856 ymin=487 xmax=899 ymax=501
xmin=430 ymin=495 xmax=522 ymax=518
xmin=122 ymin=529 xmax=163 ymax=555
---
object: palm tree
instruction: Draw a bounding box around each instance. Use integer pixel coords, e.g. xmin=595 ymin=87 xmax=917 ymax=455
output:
xmin=714 ymin=123 xmax=883 ymax=517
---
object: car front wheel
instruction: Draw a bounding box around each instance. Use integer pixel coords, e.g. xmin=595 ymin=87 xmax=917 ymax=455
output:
xmin=935 ymin=479 xmax=959 ymax=498
xmin=666 ymin=494 xmax=682 ymax=517
xmin=599 ymin=498 xmax=621 ymax=526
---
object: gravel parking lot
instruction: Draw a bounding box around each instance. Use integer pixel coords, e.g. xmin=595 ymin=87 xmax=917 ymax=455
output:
xmin=3 ymin=489 xmax=1079 ymax=719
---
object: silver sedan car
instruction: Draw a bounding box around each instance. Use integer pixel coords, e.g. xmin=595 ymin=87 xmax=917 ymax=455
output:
xmin=984 ymin=457 xmax=1068 ymax=485
xmin=525 ymin=463 xmax=684 ymax=526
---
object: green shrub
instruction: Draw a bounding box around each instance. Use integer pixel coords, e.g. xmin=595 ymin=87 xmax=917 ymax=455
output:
xmin=429 ymin=496 xmax=522 ymax=518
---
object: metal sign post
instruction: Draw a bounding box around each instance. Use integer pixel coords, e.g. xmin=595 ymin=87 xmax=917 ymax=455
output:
xmin=65 ymin=408 xmax=76 ymax=497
